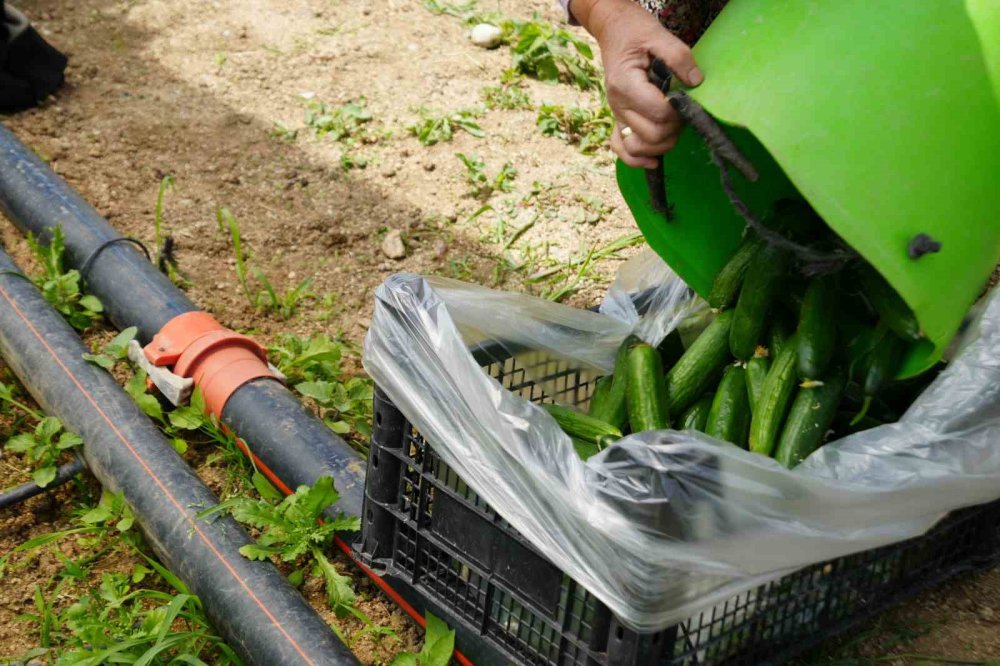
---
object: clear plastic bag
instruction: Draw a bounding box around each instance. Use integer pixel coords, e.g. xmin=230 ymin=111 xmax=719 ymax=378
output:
xmin=363 ymin=249 xmax=1000 ymax=632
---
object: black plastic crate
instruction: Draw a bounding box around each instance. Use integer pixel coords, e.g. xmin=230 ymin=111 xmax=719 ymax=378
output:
xmin=355 ymin=342 xmax=1000 ymax=666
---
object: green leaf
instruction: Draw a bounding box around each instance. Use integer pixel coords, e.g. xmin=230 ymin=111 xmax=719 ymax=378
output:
xmin=36 ymin=416 xmax=62 ymax=442
xmin=79 ymin=294 xmax=103 ymax=313
xmin=57 ymin=432 xmax=83 ymax=449
xmin=287 ymin=568 xmax=305 ymax=587
xmin=55 ymin=551 xmax=88 ymax=580
xmin=83 ymin=353 xmax=115 ymax=370
xmin=295 ymin=380 xmax=334 ymax=404
xmin=325 ymin=419 xmax=351 ymax=434
xmin=422 ymin=612 xmax=456 ymax=666
xmin=314 ymin=549 xmax=355 ymax=615
xmin=80 ymin=505 xmax=112 ymax=525
xmin=252 ymin=471 xmax=284 ymax=502
xmin=391 ymin=653 xmax=418 ymax=666
xmin=6 ymin=433 xmax=37 ymax=453
xmin=168 ymin=406 xmax=205 ymax=430
xmin=171 ymin=438 xmax=189 ymax=455
xmin=299 ymin=476 xmax=338 ymax=521
xmin=132 ymin=564 xmax=152 ymax=583
xmin=33 ymin=465 xmax=58 ymax=488
xmin=238 ymin=544 xmax=282 ymax=561
xmin=106 ymin=326 xmax=138 ymax=357
xmin=116 ymin=505 xmax=134 ymax=532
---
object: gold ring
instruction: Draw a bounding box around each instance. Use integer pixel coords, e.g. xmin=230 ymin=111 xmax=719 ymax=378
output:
xmin=621 ymin=125 xmax=633 ymax=139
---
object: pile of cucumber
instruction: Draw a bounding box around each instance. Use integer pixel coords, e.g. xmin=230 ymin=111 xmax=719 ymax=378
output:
xmin=543 ymin=201 xmax=941 ymax=468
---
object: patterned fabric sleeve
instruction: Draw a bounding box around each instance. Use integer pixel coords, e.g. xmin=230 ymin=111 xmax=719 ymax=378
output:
xmin=559 ymin=0 xmax=726 ymax=45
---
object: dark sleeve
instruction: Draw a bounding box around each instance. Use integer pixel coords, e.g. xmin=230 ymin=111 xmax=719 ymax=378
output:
xmin=1 ymin=2 xmax=69 ymax=111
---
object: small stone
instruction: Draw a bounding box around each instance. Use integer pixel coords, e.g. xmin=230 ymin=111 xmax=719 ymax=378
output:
xmin=470 ymin=23 xmax=503 ymax=49
xmin=423 ymin=162 xmax=436 ymax=172
xmin=434 ymin=239 xmax=448 ymax=259
xmin=381 ymin=229 xmax=407 ymax=260
xmin=382 ymin=168 xmax=397 ymax=178
xmin=980 ymin=607 xmax=995 ymax=621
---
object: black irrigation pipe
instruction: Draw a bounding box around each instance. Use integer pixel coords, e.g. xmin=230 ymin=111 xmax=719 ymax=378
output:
xmin=0 ymin=123 xmax=367 ymax=521
xmin=0 ymin=452 xmax=86 ymax=510
xmin=0 ymin=244 xmax=359 ymax=666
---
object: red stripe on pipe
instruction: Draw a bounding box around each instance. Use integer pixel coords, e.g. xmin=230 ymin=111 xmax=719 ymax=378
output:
xmin=0 ymin=282 xmax=318 ymax=666
xmin=238 ymin=442 xmax=476 ymax=666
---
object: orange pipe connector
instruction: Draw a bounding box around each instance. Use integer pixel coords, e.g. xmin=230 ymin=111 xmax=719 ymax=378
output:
xmin=144 ymin=311 xmax=279 ymax=418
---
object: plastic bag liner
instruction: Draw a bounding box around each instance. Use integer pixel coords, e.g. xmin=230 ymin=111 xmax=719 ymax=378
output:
xmin=363 ymin=250 xmax=1000 ymax=632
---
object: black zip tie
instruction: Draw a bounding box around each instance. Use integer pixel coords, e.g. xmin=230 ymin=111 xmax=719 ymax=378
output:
xmin=79 ymin=237 xmax=152 ymax=285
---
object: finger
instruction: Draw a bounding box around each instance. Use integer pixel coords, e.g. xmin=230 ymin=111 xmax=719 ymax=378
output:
xmin=648 ymin=32 xmax=703 ymax=88
xmin=622 ymin=127 xmax=679 ymax=158
xmin=608 ymin=66 xmax=678 ymax=124
xmin=611 ymin=125 xmax=659 ymax=169
xmin=616 ymin=108 xmax=682 ymax=150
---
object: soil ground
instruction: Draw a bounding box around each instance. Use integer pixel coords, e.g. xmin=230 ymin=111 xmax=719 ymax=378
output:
xmin=0 ymin=0 xmax=997 ymax=664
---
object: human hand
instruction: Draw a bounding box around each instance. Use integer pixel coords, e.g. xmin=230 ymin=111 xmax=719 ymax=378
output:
xmin=571 ymin=0 xmax=704 ymax=168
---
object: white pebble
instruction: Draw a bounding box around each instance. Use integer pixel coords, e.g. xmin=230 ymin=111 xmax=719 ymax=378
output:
xmin=470 ymin=23 xmax=503 ymax=49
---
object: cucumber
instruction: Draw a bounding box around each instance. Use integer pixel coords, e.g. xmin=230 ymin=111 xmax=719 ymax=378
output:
xmin=571 ymin=437 xmax=601 ymax=460
xmin=571 ymin=435 xmax=618 ymax=460
xmin=730 ymin=244 xmax=791 ymax=360
xmin=707 ymin=236 xmax=763 ymax=310
xmin=863 ymin=330 xmax=904 ymax=396
xmin=745 ymin=347 xmax=770 ymax=412
xmin=859 ymin=267 xmax=923 ymax=342
xmin=541 ymin=403 xmax=622 ymax=446
xmin=657 ymin=329 xmax=686 ymax=371
xmin=588 ymin=376 xmax=613 ymax=415
xmin=749 ymin=336 xmax=799 ymax=457
xmin=679 ymin=395 xmax=713 ymax=431
xmin=625 ymin=343 xmax=671 ymax=432
xmin=706 ymin=365 xmax=751 ymax=448
xmin=796 ymin=275 xmax=839 ymax=380
xmin=589 ymin=335 xmax=637 ymax=430
xmin=775 ymin=367 xmax=847 ymax=468
xmin=767 ymin=318 xmax=793 ymax=358
xmin=665 ymin=310 xmax=735 ymax=415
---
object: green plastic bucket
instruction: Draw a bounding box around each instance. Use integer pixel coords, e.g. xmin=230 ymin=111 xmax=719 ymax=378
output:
xmin=617 ymin=0 xmax=1000 ymax=376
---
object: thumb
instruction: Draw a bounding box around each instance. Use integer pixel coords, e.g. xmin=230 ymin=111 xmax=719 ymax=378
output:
xmin=649 ymin=32 xmax=703 ymax=88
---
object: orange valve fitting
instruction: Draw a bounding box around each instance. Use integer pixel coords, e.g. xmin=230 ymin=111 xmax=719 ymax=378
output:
xmin=144 ymin=311 xmax=279 ymax=419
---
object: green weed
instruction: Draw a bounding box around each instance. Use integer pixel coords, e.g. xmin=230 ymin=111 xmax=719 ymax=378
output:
xmin=481 ymin=76 xmax=533 ymax=110
xmin=503 ymin=18 xmax=601 ymax=90
xmin=270 ymin=121 xmax=299 ymax=142
xmin=151 ymin=175 xmax=189 ymax=287
xmin=17 ymin=570 xmax=242 ymax=665
xmin=408 ymin=107 xmax=485 ymax=145
xmin=268 ymin=333 xmax=374 ymax=445
xmin=83 ymin=326 xmax=137 ymax=371
xmin=391 ymin=611 xmax=455 ymax=666
xmin=530 ymin=232 xmax=643 ymax=302
xmin=26 ymin=228 xmax=104 ymax=331
xmin=216 ymin=207 xmax=315 ymax=320
xmin=202 ymin=476 xmax=361 ymax=620
xmin=456 ymin=153 xmax=517 ymax=200
xmin=537 ymin=101 xmax=613 ymax=154
xmin=305 ymin=98 xmax=374 ymax=143
xmin=4 ymin=416 xmax=82 ymax=488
